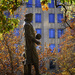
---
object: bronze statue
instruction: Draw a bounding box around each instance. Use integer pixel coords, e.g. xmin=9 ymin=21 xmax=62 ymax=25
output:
xmin=24 ymin=13 xmax=41 ymax=75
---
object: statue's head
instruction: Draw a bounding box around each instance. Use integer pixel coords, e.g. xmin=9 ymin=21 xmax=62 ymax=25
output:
xmin=24 ymin=13 xmax=33 ymax=22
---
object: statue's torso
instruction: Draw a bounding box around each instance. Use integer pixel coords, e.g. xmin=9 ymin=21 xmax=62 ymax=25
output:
xmin=24 ymin=23 xmax=38 ymax=64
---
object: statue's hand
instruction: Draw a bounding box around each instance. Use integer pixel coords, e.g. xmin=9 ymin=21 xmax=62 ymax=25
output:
xmin=37 ymin=41 xmax=41 ymax=45
xmin=36 ymin=34 xmax=41 ymax=40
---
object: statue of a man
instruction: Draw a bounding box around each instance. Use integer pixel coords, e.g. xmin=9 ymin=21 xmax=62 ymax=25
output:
xmin=24 ymin=13 xmax=41 ymax=75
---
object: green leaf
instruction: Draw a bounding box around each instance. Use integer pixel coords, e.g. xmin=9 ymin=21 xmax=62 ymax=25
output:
xmin=40 ymin=0 xmax=44 ymax=2
xmin=47 ymin=0 xmax=51 ymax=3
xmin=25 ymin=0 xmax=29 ymax=2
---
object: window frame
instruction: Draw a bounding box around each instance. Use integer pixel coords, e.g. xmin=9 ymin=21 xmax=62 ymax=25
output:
xmin=35 ymin=13 xmax=41 ymax=23
xmin=49 ymin=29 xmax=55 ymax=38
xmin=49 ymin=14 xmax=55 ymax=23
xmin=26 ymin=0 xmax=32 ymax=8
xmin=36 ymin=28 xmax=42 ymax=35
xmin=49 ymin=44 xmax=55 ymax=53
xmin=48 ymin=0 xmax=54 ymax=8
xmin=35 ymin=0 xmax=41 ymax=8
xmin=58 ymin=29 xmax=64 ymax=38
xmin=57 ymin=14 xmax=63 ymax=23
xmin=57 ymin=1 xmax=62 ymax=8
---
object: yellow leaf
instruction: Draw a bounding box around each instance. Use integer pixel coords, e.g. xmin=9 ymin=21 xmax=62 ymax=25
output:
xmin=9 ymin=9 xmax=12 ymax=15
xmin=0 ymin=33 xmax=3 ymax=40
xmin=62 ymin=71 xmax=70 ymax=75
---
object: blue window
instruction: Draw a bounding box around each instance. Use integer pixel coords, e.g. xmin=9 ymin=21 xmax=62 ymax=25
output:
xmin=48 ymin=0 xmax=54 ymax=8
xmin=58 ymin=29 xmax=64 ymax=38
xmin=14 ymin=14 xmax=19 ymax=18
xmin=49 ymin=29 xmax=55 ymax=38
xmin=36 ymin=29 xmax=41 ymax=35
xmin=35 ymin=0 xmax=41 ymax=8
xmin=49 ymin=44 xmax=55 ymax=52
xmin=4 ymin=12 xmax=10 ymax=18
xmin=26 ymin=0 xmax=32 ymax=7
xmin=14 ymin=28 xmax=19 ymax=36
xmin=58 ymin=44 xmax=61 ymax=52
xmin=49 ymin=14 xmax=55 ymax=23
xmin=35 ymin=13 xmax=41 ymax=23
xmin=57 ymin=1 xmax=61 ymax=8
xmin=57 ymin=14 xmax=63 ymax=23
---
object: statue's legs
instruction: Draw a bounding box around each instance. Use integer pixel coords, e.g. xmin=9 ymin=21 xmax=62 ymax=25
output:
xmin=28 ymin=64 xmax=32 ymax=75
xmin=27 ymin=63 xmax=40 ymax=75
xmin=34 ymin=63 xmax=40 ymax=75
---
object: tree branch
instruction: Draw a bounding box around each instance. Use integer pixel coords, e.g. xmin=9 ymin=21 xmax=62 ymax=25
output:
xmin=55 ymin=0 xmax=72 ymax=29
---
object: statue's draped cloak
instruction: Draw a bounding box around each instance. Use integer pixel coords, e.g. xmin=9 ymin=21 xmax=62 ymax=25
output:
xmin=24 ymin=23 xmax=39 ymax=64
